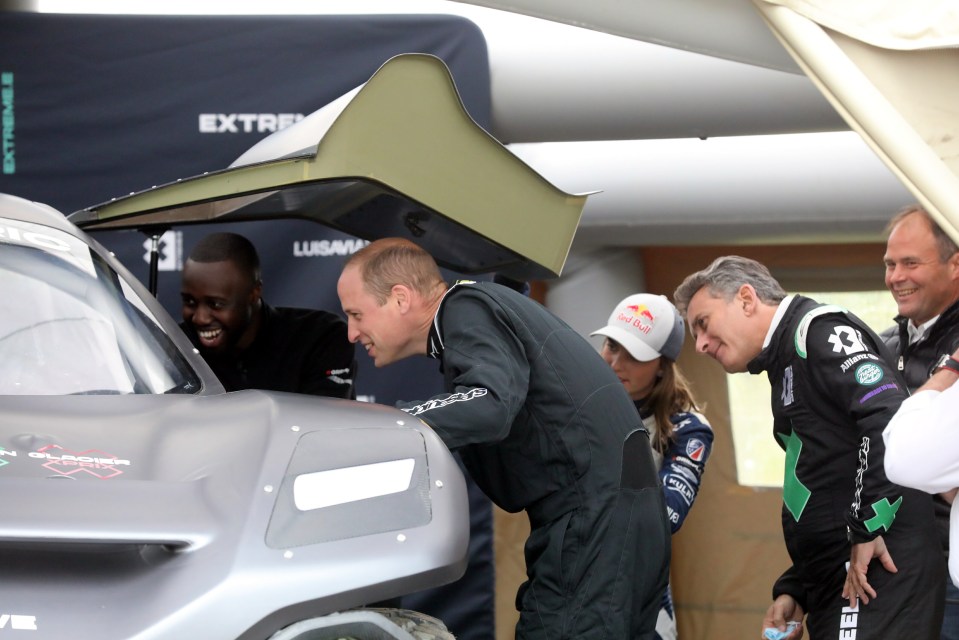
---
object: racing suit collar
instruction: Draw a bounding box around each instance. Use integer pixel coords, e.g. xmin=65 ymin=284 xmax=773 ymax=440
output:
xmin=748 ymin=295 xmax=801 ymax=375
xmin=763 ymin=295 xmax=794 ymax=349
xmin=427 ymin=280 xmax=476 ymax=359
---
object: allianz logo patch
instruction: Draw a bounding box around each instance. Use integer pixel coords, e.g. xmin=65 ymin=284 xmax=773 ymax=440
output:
xmin=840 ymin=352 xmax=877 ymax=373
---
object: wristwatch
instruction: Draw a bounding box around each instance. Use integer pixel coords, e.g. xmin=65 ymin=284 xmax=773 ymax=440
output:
xmin=934 ymin=353 xmax=959 ymax=376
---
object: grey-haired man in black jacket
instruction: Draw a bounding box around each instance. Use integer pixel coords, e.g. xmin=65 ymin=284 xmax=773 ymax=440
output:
xmin=675 ymin=255 xmax=944 ymax=640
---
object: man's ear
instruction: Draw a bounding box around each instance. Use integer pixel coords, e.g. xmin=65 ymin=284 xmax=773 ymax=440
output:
xmin=737 ymin=283 xmax=757 ymax=314
xmin=391 ymin=283 xmax=413 ymax=313
xmin=949 ymin=252 xmax=959 ymax=279
xmin=250 ymin=280 xmax=263 ymax=306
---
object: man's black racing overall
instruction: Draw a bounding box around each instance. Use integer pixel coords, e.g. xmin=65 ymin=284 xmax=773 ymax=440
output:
xmin=748 ymin=295 xmax=944 ymax=639
xmin=398 ymin=281 xmax=671 ymax=639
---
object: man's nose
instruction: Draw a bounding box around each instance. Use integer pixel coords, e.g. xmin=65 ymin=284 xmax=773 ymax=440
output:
xmin=696 ymin=334 xmax=710 ymax=354
xmin=346 ymin=323 xmax=361 ymax=344
xmin=192 ymin=305 xmax=212 ymax=325
xmin=887 ymin=264 xmax=906 ymax=282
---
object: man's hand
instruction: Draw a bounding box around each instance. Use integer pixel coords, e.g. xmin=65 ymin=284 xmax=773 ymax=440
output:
xmin=843 ymin=535 xmax=897 ymax=606
xmin=917 ymin=345 xmax=959 ymax=393
xmin=762 ymin=594 xmax=804 ymax=639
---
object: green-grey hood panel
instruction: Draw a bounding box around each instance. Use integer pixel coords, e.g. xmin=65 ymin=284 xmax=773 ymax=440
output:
xmin=69 ymin=54 xmax=589 ymax=280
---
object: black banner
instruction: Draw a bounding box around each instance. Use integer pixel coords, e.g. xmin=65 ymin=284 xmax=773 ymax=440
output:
xmin=1 ymin=12 xmax=494 ymax=638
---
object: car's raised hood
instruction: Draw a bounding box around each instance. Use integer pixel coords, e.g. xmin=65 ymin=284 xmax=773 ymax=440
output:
xmin=68 ymin=53 xmax=589 ymax=281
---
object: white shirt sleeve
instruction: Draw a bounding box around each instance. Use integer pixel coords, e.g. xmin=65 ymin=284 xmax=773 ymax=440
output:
xmin=882 ymin=382 xmax=959 ymax=493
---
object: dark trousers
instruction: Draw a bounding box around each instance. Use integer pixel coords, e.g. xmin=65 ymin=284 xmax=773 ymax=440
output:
xmin=804 ymin=551 xmax=945 ymax=640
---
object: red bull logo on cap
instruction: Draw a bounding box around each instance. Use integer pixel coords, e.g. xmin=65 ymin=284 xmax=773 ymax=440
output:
xmin=617 ymin=304 xmax=655 ymax=334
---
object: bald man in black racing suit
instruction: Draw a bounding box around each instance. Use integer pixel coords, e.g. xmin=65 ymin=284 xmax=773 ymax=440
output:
xmin=400 ymin=280 xmax=670 ymax=639
xmin=337 ymin=238 xmax=670 ymax=639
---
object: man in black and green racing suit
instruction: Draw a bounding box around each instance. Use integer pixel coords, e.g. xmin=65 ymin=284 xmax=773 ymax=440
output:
xmin=675 ymin=255 xmax=944 ymax=640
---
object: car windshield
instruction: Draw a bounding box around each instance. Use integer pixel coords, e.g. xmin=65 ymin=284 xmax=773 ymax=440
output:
xmin=0 ymin=218 xmax=200 ymax=395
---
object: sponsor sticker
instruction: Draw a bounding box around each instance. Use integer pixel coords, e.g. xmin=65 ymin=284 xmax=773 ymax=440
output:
xmin=30 ymin=445 xmax=131 ymax=479
xmin=666 ymin=476 xmax=695 ymax=503
xmin=858 ymin=382 xmax=898 ymax=405
xmin=685 ymin=438 xmax=706 ymax=462
xmin=840 ymin=353 xmax=876 ymax=372
xmin=781 ymin=366 xmax=794 ymax=406
xmin=854 ymin=362 xmax=883 ymax=386
xmin=828 ymin=326 xmax=867 ymax=356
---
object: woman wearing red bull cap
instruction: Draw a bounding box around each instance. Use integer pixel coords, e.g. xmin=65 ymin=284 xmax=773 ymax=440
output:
xmin=592 ymin=293 xmax=714 ymax=640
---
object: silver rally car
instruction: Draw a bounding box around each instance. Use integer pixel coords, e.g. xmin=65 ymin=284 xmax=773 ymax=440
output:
xmin=0 ymin=54 xmax=587 ymax=640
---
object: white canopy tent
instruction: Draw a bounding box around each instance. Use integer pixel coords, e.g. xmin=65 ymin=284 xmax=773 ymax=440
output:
xmin=451 ymin=0 xmax=959 ymax=245
xmin=33 ymin=0 xmax=921 ymax=249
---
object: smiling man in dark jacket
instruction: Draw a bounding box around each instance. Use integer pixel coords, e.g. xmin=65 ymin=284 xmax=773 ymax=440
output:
xmin=880 ymin=204 xmax=959 ymax=640
xmin=180 ymin=232 xmax=355 ymax=398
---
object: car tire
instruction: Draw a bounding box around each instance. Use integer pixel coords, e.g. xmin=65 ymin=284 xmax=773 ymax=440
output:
xmin=361 ymin=608 xmax=456 ymax=640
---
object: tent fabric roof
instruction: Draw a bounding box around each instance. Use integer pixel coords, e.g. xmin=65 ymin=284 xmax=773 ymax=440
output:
xmin=454 ymin=0 xmax=959 ymax=244
xmin=764 ymin=0 xmax=959 ymax=49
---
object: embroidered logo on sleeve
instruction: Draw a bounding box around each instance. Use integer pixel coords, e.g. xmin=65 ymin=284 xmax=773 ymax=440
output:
xmin=685 ymin=438 xmax=707 ymax=462
xmin=851 ymin=437 xmax=868 ymax=517
xmin=827 ymin=326 xmax=867 ymax=356
xmin=325 ymin=368 xmax=353 ymax=386
xmin=853 ymin=363 xmax=883 ymax=386
xmin=840 ymin=353 xmax=878 ymax=372
xmin=781 ymin=366 xmax=794 ymax=406
xmin=402 ymin=388 xmax=488 ymax=416
xmin=858 ymin=383 xmax=898 ymax=405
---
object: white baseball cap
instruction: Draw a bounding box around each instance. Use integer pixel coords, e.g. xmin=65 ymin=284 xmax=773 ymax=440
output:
xmin=590 ymin=293 xmax=685 ymax=362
